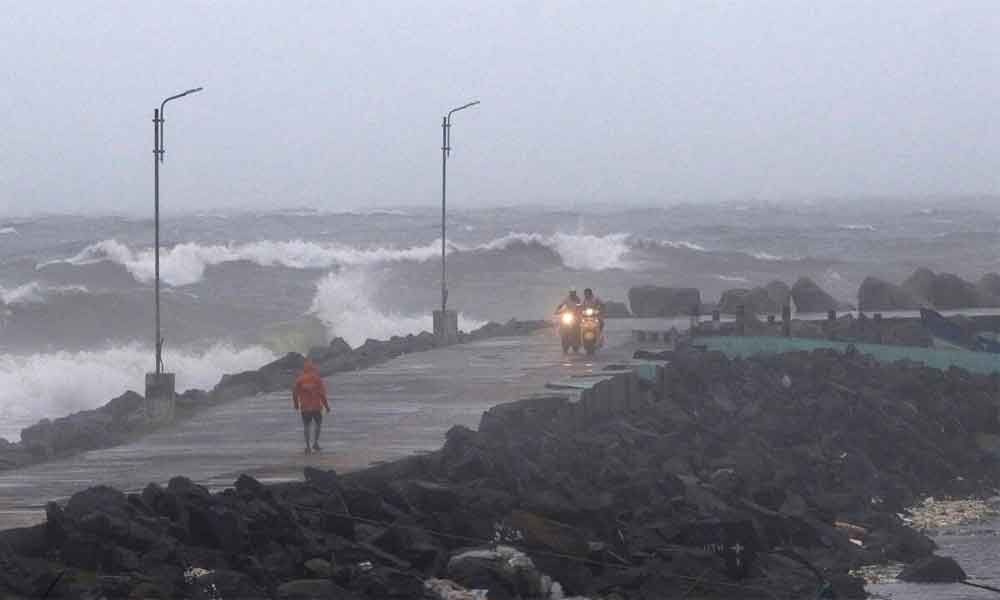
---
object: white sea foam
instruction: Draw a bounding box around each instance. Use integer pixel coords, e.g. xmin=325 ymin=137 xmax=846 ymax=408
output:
xmin=46 ymin=231 xmax=637 ymax=286
xmin=0 ymin=343 xmax=276 ymax=442
xmin=0 ymin=282 xmax=89 ymax=305
xmin=714 ymin=274 xmax=750 ymax=283
xmin=0 ymin=227 xmax=17 ymax=235
xmin=655 ymin=239 xmax=707 ymax=252
xmin=751 ymin=251 xmax=785 ymax=261
xmin=309 ymin=269 xmax=483 ymax=347
xmin=838 ymin=224 xmax=877 ymax=232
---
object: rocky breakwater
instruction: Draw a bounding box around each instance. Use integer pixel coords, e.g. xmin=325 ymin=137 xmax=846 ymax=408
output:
xmin=3 ymin=347 xmax=998 ymax=598
xmin=0 ymin=319 xmax=548 ymax=474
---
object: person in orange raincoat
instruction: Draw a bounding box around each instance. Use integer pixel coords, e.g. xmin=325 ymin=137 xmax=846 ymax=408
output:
xmin=293 ymin=359 xmax=330 ymax=454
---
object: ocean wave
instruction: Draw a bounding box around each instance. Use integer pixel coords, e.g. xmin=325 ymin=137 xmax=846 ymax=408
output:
xmin=0 ymin=227 xmax=17 ymax=235
xmin=0 ymin=342 xmax=276 ymax=442
xmin=751 ymin=251 xmax=785 ymax=261
xmin=44 ymin=239 xmax=443 ymax=286
xmin=309 ymin=269 xmax=483 ymax=347
xmin=475 ymin=232 xmax=631 ymax=271
xmin=43 ymin=232 xmax=639 ymax=286
xmin=714 ymin=275 xmax=750 ymax=283
xmin=838 ymin=224 xmax=877 ymax=232
xmin=0 ymin=282 xmax=89 ymax=305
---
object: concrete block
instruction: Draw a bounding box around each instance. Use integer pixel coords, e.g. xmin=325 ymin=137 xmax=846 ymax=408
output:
xmin=433 ymin=309 xmax=459 ymax=345
xmin=144 ymin=372 xmax=175 ymax=425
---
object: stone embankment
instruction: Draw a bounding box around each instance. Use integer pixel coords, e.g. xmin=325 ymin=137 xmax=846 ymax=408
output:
xmin=0 ymin=319 xmax=548 ymax=474
xmin=2 ymin=346 xmax=997 ymax=599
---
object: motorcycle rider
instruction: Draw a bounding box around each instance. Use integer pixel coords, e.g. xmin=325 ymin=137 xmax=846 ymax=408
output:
xmin=555 ymin=289 xmax=581 ymax=315
xmin=582 ymin=288 xmax=605 ymax=332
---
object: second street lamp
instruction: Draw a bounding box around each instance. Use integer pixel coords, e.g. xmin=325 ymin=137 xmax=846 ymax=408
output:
xmin=435 ymin=100 xmax=479 ymax=343
xmin=152 ymin=87 xmax=202 ymax=375
xmin=147 ymin=86 xmax=202 ymax=425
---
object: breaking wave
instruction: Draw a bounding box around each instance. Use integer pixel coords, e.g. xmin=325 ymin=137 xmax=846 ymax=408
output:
xmin=0 ymin=343 xmax=277 ymax=442
xmin=309 ymin=269 xmax=483 ymax=347
xmin=0 ymin=227 xmax=17 ymax=235
xmin=46 ymin=239 xmax=443 ymax=286
xmin=0 ymin=282 xmax=89 ymax=305
xmin=44 ymin=232 xmax=641 ymax=286
xmin=751 ymin=251 xmax=785 ymax=261
xmin=476 ymin=232 xmax=631 ymax=271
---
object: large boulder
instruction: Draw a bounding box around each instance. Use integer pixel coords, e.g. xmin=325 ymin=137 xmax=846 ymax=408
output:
xmin=978 ymin=273 xmax=1000 ymax=298
xmin=718 ymin=287 xmax=781 ymax=315
xmin=790 ymin=277 xmax=839 ymax=313
xmin=764 ymin=280 xmax=791 ymax=309
xmin=858 ymin=277 xmax=924 ymax=311
xmin=898 ymin=555 xmax=967 ymax=583
xmin=902 ymin=268 xmax=997 ymax=309
xmin=628 ymin=286 xmax=701 ymax=317
xmin=602 ymin=300 xmax=631 ymax=318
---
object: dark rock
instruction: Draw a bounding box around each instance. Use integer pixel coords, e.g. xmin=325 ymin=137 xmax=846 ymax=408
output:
xmin=309 ymin=337 xmax=354 ymax=363
xmin=718 ymin=286 xmax=784 ymax=315
xmin=65 ymin=485 xmax=128 ymax=519
xmin=304 ymin=557 xmax=333 ymax=577
xmin=978 ymin=272 xmax=1000 ymax=298
xmin=858 ymin=276 xmax=924 ymax=311
xmin=603 ymin=300 xmax=631 ymax=318
xmin=235 ymin=473 xmax=267 ymax=498
xmin=195 ymin=569 xmax=268 ymax=599
xmin=791 ymin=277 xmax=840 ymax=313
xmin=304 ymin=466 xmax=342 ymax=494
xmin=212 ymin=352 xmax=306 ymax=402
xmin=764 ymin=280 xmax=792 ymax=308
xmin=902 ymin=268 xmax=998 ymax=309
xmin=277 ymin=578 xmax=355 ymax=599
xmin=628 ymin=286 xmax=701 ymax=317
xmin=898 ymin=555 xmax=967 ymax=583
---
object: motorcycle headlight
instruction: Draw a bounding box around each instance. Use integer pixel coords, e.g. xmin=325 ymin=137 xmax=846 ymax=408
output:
xmin=561 ymin=312 xmax=575 ymax=325
xmin=584 ymin=308 xmax=595 ymax=316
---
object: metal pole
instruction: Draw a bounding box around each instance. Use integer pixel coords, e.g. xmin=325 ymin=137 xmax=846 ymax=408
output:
xmin=441 ymin=116 xmax=448 ymax=313
xmin=153 ymin=108 xmax=162 ymax=375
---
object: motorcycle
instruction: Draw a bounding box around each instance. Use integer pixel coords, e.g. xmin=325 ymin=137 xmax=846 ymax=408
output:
xmin=557 ymin=307 xmax=581 ymax=353
xmin=579 ymin=306 xmax=603 ymax=355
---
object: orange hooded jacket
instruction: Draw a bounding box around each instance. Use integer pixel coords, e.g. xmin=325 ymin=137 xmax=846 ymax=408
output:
xmin=293 ymin=360 xmax=329 ymax=413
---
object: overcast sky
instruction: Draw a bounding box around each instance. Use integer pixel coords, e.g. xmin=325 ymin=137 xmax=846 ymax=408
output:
xmin=0 ymin=1 xmax=998 ymax=215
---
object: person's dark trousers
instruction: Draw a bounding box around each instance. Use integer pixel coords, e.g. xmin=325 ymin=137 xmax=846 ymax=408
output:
xmin=301 ymin=410 xmax=322 ymax=448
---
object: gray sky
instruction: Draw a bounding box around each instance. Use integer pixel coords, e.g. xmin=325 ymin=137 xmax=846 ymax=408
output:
xmin=1 ymin=1 xmax=998 ymax=215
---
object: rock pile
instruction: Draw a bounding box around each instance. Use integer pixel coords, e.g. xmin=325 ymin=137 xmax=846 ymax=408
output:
xmin=2 ymin=347 xmax=996 ymax=599
xmin=0 ymin=319 xmax=549 ymax=474
xmin=627 ymin=286 xmax=701 ymax=317
xmin=901 ymin=268 xmax=1000 ymax=310
xmin=858 ymin=277 xmax=924 ymax=311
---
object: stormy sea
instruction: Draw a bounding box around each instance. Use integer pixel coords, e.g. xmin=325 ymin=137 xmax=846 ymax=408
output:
xmin=2 ymin=199 xmax=999 ymax=442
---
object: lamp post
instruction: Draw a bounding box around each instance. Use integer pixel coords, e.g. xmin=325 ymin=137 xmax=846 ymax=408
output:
xmin=152 ymin=87 xmax=202 ymax=375
xmin=435 ymin=100 xmax=479 ymax=342
xmin=146 ymin=86 xmax=202 ymax=425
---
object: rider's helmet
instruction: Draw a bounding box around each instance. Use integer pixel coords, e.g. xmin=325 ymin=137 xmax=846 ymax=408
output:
xmin=584 ymin=288 xmax=593 ymax=298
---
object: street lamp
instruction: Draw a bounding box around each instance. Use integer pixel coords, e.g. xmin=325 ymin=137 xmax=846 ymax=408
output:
xmin=146 ymin=87 xmax=202 ymax=425
xmin=435 ymin=100 xmax=479 ymax=342
xmin=152 ymin=87 xmax=202 ymax=375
